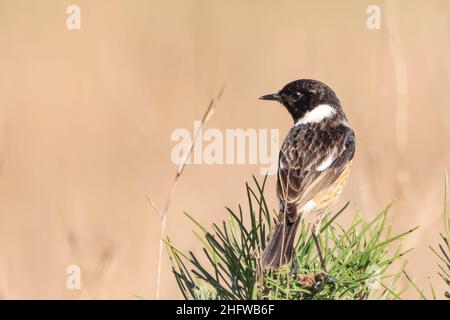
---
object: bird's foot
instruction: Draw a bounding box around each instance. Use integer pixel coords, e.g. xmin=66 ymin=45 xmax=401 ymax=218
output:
xmin=289 ymin=258 xmax=299 ymax=277
xmin=324 ymin=274 xmax=336 ymax=285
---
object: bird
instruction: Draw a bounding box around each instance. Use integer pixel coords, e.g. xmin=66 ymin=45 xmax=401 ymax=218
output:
xmin=259 ymin=79 xmax=355 ymax=271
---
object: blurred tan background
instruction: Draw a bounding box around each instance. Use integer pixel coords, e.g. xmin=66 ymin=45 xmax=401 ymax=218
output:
xmin=0 ymin=0 xmax=449 ymax=299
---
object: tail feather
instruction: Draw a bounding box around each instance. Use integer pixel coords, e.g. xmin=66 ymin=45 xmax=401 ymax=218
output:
xmin=261 ymin=219 xmax=300 ymax=270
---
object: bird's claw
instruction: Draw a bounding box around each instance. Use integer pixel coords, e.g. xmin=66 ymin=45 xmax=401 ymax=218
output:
xmin=289 ymin=259 xmax=299 ymax=277
xmin=325 ymin=274 xmax=337 ymax=284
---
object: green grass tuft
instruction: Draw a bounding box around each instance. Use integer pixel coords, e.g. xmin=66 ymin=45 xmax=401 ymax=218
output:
xmin=165 ymin=176 xmax=417 ymax=300
xmin=429 ymin=172 xmax=450 ymax=299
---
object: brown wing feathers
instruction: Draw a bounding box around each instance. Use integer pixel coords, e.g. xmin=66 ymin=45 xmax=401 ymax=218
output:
xmin=277 ymin=123 xmax=355 ymax=216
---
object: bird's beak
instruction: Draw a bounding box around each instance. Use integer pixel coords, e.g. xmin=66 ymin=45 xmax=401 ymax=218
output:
xmin=259 ymin=93 xmax=280 ymax=101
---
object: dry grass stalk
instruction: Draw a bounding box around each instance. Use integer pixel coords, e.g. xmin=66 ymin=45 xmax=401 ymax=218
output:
xmin=149 ymin=84 xmax=226 ymax=299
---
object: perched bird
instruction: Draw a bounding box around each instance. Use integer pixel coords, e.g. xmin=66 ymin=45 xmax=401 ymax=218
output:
xmin=259 ymin=79 xmax=355 ymax=271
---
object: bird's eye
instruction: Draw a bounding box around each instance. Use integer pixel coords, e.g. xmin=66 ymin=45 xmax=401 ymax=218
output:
xmin=290 ymin=91 xmax=302 ymax=102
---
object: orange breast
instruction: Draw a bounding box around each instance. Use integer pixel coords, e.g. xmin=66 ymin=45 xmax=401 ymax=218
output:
xmin=312 ymin=162 xmax=352 ymax=212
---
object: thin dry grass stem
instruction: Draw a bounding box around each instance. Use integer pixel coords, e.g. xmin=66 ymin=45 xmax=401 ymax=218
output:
xmin=386 ymin=0 xmax=409 ymax=156
xmin=386 ymin=0 xmax=409 ymax=240
xmin=150 ymin=84 xmax=226 ymax=299
xmin=146 ymin=195 xmax=163 ymax=218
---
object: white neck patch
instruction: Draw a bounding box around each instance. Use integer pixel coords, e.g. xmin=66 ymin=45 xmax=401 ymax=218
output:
xmin=295 ymin=104 xmax=336 ymax=126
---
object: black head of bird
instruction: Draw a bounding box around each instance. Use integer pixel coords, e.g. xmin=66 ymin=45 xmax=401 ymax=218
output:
xmin=259 ymin=79 xmax=343 ymax=123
